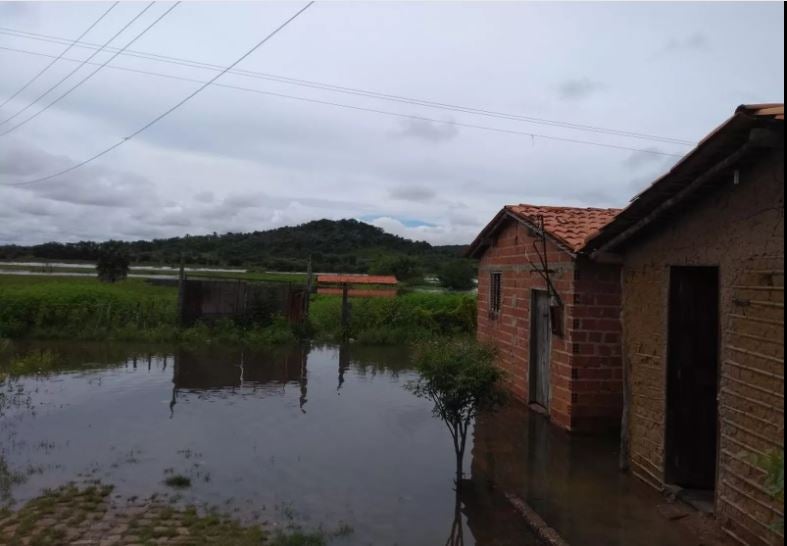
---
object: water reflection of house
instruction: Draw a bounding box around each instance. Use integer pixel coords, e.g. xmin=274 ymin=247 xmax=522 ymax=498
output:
xmin=584 ymin=104 xmax=784 ymax=545
xmin=471 ymin=407 xmax=703 ymax=546
xmin=466 ymin=205 xmax=624 ymax=432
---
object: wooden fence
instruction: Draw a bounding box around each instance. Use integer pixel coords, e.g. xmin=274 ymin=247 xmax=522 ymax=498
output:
xmin=179 ymin=279 xmax=307 ymax=327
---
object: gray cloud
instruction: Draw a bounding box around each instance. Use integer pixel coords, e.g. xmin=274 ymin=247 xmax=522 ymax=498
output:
xmin=395 ymin=118 xmax=460 ymax=142
xmin=662 ymin=32 xmax=709 ymax=54
xmin=389 ymin=185 xmax=436 ymax=202
xmin=0 ymin=2 xmax=781 ymax=246
xmin=557 ymin=78 xmax=605 ymax=101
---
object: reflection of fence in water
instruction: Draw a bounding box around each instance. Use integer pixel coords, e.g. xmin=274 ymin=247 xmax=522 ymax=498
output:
xmin=179 ymin=279 xmax=307 ymax=326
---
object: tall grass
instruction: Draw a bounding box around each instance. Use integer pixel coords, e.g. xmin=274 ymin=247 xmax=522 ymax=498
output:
xmin=0 ymin=276 xmax=177 ymax=340
xmin=0 ymin=276 xmax=477 ymax=345
xmin=309 ymin=292 xmax=476 ymax=344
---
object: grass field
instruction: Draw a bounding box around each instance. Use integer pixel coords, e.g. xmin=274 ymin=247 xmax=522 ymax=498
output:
xmin=0 ymin=263 xmax=307 ymax=284
xmin=0 ymin=275 xmax=476 ymax=344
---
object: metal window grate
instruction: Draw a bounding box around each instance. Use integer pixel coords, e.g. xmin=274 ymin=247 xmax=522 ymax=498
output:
xmin=490 ymin=272 xmax=502 ymax=318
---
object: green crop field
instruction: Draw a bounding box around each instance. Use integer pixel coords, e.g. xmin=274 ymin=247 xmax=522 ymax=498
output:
xmin=0 ymin=275 xmax=476 ymax=344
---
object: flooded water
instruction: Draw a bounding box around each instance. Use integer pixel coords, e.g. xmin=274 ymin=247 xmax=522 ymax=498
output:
xmin=472 ymin=405 xmax=701 ymax=546
xmin=0 ymin=342 xmax=538 ymax=546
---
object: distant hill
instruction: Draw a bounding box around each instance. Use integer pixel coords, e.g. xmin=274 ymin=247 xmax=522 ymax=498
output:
xmin=0 ymin=219 xmax=470 ymax=274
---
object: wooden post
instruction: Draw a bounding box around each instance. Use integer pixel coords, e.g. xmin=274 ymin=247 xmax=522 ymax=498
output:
xmin=304 ymin=255 xmax=313 ymax=317
xmin=341 ymin=282 xmax=350 ymax=341
xmin=177 ymin=255 xmax=186 ymax=326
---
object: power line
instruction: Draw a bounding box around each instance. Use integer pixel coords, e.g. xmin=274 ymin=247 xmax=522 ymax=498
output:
xmin=0 ymin=42 xmax=683 ymax=157
xmin=0 ymin=25 xmax=695 ymax=146
xmin=0 ymin=2 xmax=119 ymax=111
xmin=0 ymin=3 xmax=154 ymax=128
xmin=5 ymin=1 xmax=315 ymax=187
xmin=0 ymin=42 xmax=686 ymax=162
xmin=0 ymin=3 xmax=181 ymax=138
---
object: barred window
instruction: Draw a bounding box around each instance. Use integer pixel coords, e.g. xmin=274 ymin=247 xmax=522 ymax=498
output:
xmin=490 ymin=272 xmax=502 ymax=317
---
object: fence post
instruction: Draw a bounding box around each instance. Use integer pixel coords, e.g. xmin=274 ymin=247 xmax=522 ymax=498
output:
xmin=177 ymin=256 xmax=186 ymax=326
xmin=341 ymin=282 xmax=351 ymax=341
xmin=304 ymin=255 xmax=313 ymax=317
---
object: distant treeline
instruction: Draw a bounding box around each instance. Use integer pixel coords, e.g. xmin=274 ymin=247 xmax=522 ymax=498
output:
xmin=0 ymin=219 xmax=469 ymax=275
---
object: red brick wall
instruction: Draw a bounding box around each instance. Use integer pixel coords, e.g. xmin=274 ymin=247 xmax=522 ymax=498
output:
xmin=476 ymin=218 xmax=623 ymax=432
xmin=567 ymin=258 xmax=624 ymax=432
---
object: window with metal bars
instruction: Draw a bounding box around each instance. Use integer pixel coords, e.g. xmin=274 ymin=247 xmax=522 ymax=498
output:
xmin=490 ymin=272 xmax=502 ymax=318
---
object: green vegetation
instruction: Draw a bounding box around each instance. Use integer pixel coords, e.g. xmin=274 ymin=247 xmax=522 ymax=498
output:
xmin=0 ymin=275 xmax=477 ymax=345
xmin=163 ymin=474 xmax=192 ymax=489
xmin=96 ymin=241 xmax=131 ymax=283
xmin=436 ymin=259 xmax=477 ymax=291
xmin=309 ymin=292 xmax=476 ymax=344
xmin=0 ymin=482 xmax=351 ymax=546
xmin=0 ymin=218 xmax=468 ymax=274
xmin=408 ymin=338 xmax=506 ymax=488
xmin=752 ymin=450 xmax=784 ymax=531
xmin=0 ymin=276 xmax=176 ymax=340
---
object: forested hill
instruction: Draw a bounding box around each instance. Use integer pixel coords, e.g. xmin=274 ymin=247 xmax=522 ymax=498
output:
xmin=0 ymin=219 xmax=470 ymax=274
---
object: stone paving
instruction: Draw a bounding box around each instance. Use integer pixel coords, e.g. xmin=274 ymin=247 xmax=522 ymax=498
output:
xmin=0 ymin=484 xmax=267 ymax=546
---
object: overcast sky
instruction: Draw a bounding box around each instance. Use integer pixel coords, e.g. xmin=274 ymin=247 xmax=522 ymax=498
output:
xmin=0 ymin=1 xmax=783 ymax=246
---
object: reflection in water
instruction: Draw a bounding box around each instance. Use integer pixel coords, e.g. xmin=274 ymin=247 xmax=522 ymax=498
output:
xmin=169 ymin=347 xmax=312 ymax=418
xmin=471 ymin=403 xmax=701 ymax=546
xmin=2 ymin=341 xmax=543 ymax=545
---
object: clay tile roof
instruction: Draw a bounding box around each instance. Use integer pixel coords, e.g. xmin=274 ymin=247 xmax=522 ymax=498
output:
xmin=505 ymin=204 xmax=622 ymax=253
xmin=317 ymin=274 xmax=398 ymax=286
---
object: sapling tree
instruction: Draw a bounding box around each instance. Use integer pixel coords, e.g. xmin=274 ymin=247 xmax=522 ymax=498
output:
xmin=409 ymin=338 xmax=506 ymax=489
xmin=96 ymin=241 xmax=130 ymax=283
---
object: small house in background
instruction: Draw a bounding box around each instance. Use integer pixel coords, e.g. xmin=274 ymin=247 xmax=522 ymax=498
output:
xmin=584 ymin=104 xmax=784 ymax=544
xmin=466 ymin=205 xmax=623 ymax=432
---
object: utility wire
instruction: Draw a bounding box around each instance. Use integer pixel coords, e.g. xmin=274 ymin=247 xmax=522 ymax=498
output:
xmin=0 ymin=2 xmax=180 ymax=138
xmin=0 ymin=43 xmax=687 ymax=159
xmin=0 ymin=42 xmax=686 ymax=165
xmin=0 ymin=3 xmax=154 ymax=128
xmin=0 ymin=3 xmax=119 ymax=111
xmin=0 ymin=25 xmax=694 ymax=146
xmin=5 ymin=1 xmax=315 ymax=187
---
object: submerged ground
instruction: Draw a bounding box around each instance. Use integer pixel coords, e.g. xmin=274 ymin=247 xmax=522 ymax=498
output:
xmin=1 ymin=341 xmax=723 ymax=545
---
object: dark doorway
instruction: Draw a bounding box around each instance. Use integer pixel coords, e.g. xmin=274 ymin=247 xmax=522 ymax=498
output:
xmin=666 ymin=267 xmax=720 ymax=490
xmin=529 ymin=290 xmax=552 ymax=410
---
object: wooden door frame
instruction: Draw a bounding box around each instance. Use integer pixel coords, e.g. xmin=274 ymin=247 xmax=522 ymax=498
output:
xmin=529 ymin=288 xmax=552 ymax=411
xmin=663 ymin=265 xmax=722 ymax=493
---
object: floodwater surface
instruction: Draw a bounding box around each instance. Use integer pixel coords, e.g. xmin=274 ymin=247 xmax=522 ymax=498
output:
xmin=0 ymin=342 xmax=537 ymax=546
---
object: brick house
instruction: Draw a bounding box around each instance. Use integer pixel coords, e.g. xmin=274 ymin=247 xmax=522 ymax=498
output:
xmin=584 ymin=104 xmax=785 ymax=545
xmin=466 ymin=205 xmax=624 ymax=432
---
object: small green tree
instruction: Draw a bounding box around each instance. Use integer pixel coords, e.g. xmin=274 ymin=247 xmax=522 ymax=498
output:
xmin=437 ymin=260 xmax=477 ymax=291
xmin=753 ymin=450 xmax=784 ymax=532
xmin=369 ymin=255 xmax=422 ymax=283
xmin=96 ymin=242 xmax=130 ymax=283
xmin=409 ymin=338 xmax=506 ymax=489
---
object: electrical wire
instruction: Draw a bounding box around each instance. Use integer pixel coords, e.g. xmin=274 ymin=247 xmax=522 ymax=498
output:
xmin=0 ymin=43 xmax=686 ymax=159
xmin=0 ymin=25 xmax=694 ymax=146
xmin=4 ymin=1 xmax=315 ymax=187
xmin=0 ymin=2 xmax=154 ymax=128
xmin=0 ymin=2 xmax=119 ymax=111
xmin=0 ymin=2 xmax=181 ymax=138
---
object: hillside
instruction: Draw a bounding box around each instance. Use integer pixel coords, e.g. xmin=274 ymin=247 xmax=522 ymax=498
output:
xmin=0 ymin=219 xmax=469 ymax=274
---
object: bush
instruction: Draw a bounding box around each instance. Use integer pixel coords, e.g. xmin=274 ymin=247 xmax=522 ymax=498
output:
xmin=96 ymin=242 xmax=130 ymax=283
xmin=308 ymin=292 xmax=476 ymax=344
xmin=437 ymin=260 xmax=477 ymax=291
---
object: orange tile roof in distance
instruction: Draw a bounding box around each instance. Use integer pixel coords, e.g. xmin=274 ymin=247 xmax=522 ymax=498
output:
xmin=506 ymin=204 xmax=622 ymax=253
xmin=317 ymin=274 xmax=398 ymax=286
